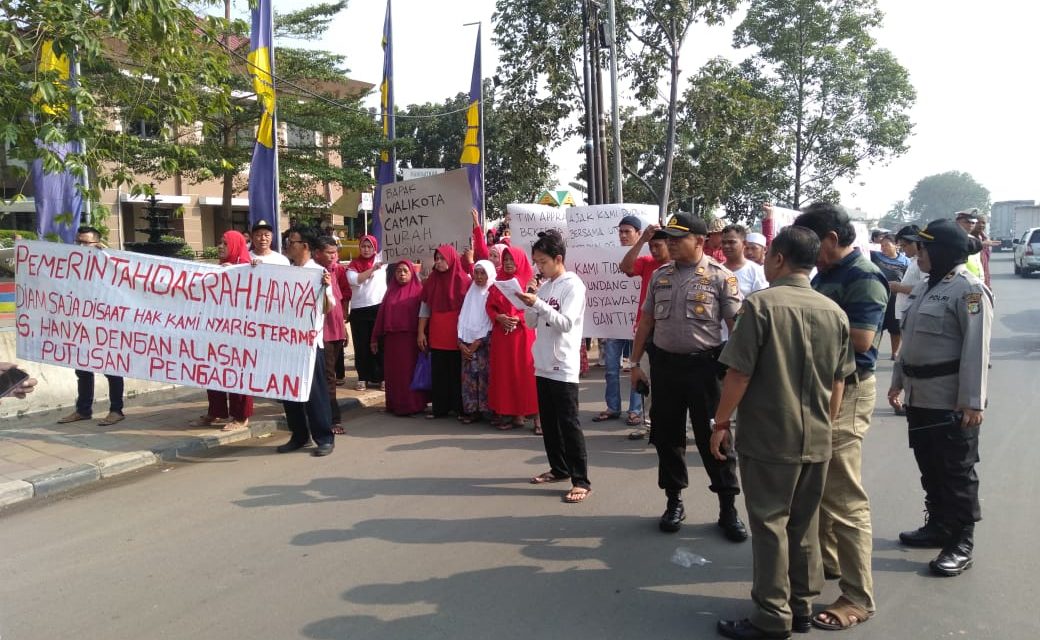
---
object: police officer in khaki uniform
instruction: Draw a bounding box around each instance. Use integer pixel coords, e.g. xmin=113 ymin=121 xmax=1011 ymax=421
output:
xmin=709 ymin=225 xmax=856 ymax=640
xmin=630 ymin=212 xmax=747 ymax=541
xmin=889 ymin=218 xmax=991 ymax=577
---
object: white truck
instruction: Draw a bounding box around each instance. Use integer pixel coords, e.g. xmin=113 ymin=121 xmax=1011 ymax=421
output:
xmin=1013 ymin=205 xmax=1040 ymax=244
xmin=990 ymin=200 xmax=1034 ymax=250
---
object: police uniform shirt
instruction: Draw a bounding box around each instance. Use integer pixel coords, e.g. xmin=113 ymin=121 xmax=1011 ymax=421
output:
xmin=720 ymin=274 xmax=856 ymax=464
xmin=892 ymin=264 xmax=992 ymax=411
xmin=642 ymin=254 xmax=743 ymax=354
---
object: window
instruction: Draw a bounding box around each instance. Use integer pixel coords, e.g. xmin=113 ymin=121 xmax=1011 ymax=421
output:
xmin=1028 ymin=230 xmax=1040 ymax=244
xmin=286 ymin=123 xmax=317 ymax=149
xmin=126 ymin=119 xmax=162 ymax=139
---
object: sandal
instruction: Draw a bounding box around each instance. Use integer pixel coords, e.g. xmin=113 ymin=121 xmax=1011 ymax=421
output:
xmin=533 ymin=425 xmax=543 ymax=436
xmin=812 ymin=596 xmax=873 ymax=631
xmin=592 ymin=411 xmax=620 ymax=423
xmin=331 ymin=424 xmax=346 ymax=435
xmin=530 ymin=471 xmax=569 ymax=484
xmin=221 ymin=419 xmax=249 ymax=432
xmin=189 ymin=415 xmax=227 ymax=428
xmin=625 ymin=412 xmax=643 ymax=426
xmin=355 ymin=381 xmax=367 ymax=391
xmin=564 ymin=487 xmax=592 ymax=503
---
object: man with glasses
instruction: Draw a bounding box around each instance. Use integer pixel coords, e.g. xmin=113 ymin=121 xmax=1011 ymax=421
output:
xmin=57 ymin=226 xmax=126 ymax=426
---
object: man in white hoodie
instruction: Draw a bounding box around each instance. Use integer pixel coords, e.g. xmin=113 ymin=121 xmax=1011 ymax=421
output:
xmin=519 ymin=229 xmax=591 ymax=504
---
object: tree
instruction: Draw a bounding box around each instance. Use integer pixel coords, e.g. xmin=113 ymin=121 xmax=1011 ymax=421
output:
xmin=906 ymin=171 xmax=990 ymax=222
xmin=877 ymin=199 xmax=913 ymax=231
xmin=396 ymin=80 xmax=555 ymax=220
xmin=1 ymin=0 xmax=236 ymax=229
xmin=734 ymin=0 xmax=916 ymax=208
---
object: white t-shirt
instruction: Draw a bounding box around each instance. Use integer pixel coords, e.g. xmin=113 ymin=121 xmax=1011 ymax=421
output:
xmin=300 ymin=259 xmax=335 ymax=350
xmin=250 ymin=250 xmax=290 ymax=266
xmin=731 ymin=261 xmax=768 ymax=297
xmin=347 ymin=263 xmax=388 ymax=310
xmin=895 ymin=256 xmax=925 ymax=320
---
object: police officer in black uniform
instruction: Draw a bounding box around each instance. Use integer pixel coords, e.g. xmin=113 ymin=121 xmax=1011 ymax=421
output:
xmin=888 ymin=218 xmax=991 ymax=576
xmin=630 ymin=212 xmax=747 ymax=541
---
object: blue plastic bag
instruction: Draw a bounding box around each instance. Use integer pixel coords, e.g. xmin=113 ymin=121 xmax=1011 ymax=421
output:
xmin=410 ymin=351 xmax=432 ymax=392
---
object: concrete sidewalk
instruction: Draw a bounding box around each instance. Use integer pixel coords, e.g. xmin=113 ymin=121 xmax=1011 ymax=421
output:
xmin=0 ymin=382 xmax=386 ymax=508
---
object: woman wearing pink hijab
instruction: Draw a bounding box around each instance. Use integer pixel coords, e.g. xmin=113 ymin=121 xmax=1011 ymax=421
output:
xmin=190 ymin=230 xmax=254 ymax=430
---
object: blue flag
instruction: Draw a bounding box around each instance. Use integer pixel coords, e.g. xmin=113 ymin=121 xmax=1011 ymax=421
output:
xmin=32 ymin=41 xmax=84 ymax=244
xmin=248 ymin=0 xmax=279 ymax=247
xmin=460 ymin=26 xmax=483 ymax=219
xmin=371 ymin=0 xmax=395 ymax=246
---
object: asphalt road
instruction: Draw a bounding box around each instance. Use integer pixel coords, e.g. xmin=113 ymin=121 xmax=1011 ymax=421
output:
xmin=1 ymin=253 xmax=1037 ymax=640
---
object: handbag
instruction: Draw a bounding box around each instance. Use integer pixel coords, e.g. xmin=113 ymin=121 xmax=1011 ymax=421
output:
xmin=410 ymin=351 xmax=432 ymax=392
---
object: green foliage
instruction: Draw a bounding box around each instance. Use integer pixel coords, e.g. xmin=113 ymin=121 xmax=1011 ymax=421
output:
xmin=734 ymin=0 xmax=916 ymax=207
xmin=0 ymin=230 xmax=39 ymax=243
xmin=878 ymin=199 xmax=913 ymax=231
xmin=396 ymin=80 xmax=554 ymax=219
xmin=906 ymin=172 xmax=990 ymax=222
xmin=201 ymin=245 xmax=221 ymax=260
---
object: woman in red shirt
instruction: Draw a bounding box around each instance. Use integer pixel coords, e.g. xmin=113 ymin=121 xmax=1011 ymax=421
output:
xmin=486 ymin=246 xmax=540 ymax=430
xmin=418 ymin=245 xmax=471 ymax=418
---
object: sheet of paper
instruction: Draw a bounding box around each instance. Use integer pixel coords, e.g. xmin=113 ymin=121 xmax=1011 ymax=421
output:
xmin=492 ymin=278 xmax=528 ymax=311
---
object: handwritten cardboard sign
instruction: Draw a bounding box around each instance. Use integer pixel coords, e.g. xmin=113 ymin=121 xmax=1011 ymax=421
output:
xmin=566 ymin=245 xmax=645 ymax=339
xmin=507 ymin=203 xmax=568 ymax=251
xmin=565 ymin=204 xmax=659 ymax=248
xmin=14 ymin=241 xmax=322 ymax=401
xmin=380 ymin=168 xmax=473 ymax=266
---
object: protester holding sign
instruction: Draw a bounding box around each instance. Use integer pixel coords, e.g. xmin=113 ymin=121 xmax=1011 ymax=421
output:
xmin=457 ymin=260 xmax=496 ymax=424
xmin=520 ymin=230 xmax=591 ymax=504
xmin=315 ymin=236 xmax=348 ymax=434
xmin=277 ymin=227 xmax=337 ymax=457
xmin=347 ymin=235 xmax=387 ymax=392
xmin=486 ymin=246 xmax=540 ymax=431
xmin=373 ymin=261 xmax=429 ymax=416
xmin=249 ymin=219 xmax=290 ymax=266
xmin=192 ymin=230 xmax=256 ymax=431
xmin=418 ymin=245 xmax=471 ymax=419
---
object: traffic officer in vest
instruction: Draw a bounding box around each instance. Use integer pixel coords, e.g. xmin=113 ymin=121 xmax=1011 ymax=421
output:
xmin=630 ymin=212 xmax=747 ymax=541
xmin=888 ymin=218 xmax=991 ymax=576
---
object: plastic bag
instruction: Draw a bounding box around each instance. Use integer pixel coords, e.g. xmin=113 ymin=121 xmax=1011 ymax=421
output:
xmin=410 ymin=351 xmax=432 ymax=392
xmin=671 ymin=547 xmax=711 ymax=568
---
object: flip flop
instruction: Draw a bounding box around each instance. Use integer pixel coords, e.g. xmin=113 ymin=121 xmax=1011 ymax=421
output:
xmin=530 ymin=471 xmax=568 ymax=484
xmin=564 ymin=487 xmax=592 ymax=503
xmin=625 ymin=412 xmax=643 ymax=426
xmin=592 ymin=412 xmax=620 ymax=422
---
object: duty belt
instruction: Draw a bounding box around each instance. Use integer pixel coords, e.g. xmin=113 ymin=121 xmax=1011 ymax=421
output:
xmin=844 ymin=368 xmax=875 ymax=385
xmin=901 ymin=360 xmax=960 ymax=379
xmin=655 ymin=345 xmax=724 ymax=364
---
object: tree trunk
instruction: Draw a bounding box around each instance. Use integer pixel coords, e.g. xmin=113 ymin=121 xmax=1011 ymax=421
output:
xmin=659 ymin=18 xmax=680 ymax=224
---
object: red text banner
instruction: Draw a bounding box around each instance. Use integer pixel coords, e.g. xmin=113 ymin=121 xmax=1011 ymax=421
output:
xmin=14 ymin=241 xmax=322 ymax=401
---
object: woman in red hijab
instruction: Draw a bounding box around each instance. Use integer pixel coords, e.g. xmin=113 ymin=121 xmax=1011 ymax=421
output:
xmin=418 ymin=244 xmax=471 ymax=418
xmin=372 ymin=261 xmax=428 ymax=415
xmin=485 ymin=245 xmax=540 ymax=430
xmin=190 ymin=230 xmax=254 ymax=430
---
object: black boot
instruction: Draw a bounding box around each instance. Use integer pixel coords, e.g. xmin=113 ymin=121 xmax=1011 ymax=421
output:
xmin=659 ymin=493 xmax=685 ymax=533
xmin=718 ymin=494 xmax=748 ymax=542
xmin=930 ymin=524 xmax=974 ymax=577
xmin=899 ymin=516 xmax=954 ymax=548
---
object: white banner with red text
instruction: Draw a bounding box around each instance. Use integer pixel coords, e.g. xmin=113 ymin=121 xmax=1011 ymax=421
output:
xmin=14 ymin=241 xmax=322 ymax=401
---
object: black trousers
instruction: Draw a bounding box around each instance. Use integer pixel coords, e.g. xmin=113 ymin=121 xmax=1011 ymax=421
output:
xmin=430 ymin=348 xmax=463 ymax=417
xmin=350 ymin=304 xmax=383 ymax=384
xmin=536 ymin=376 xmax=590 ymax=489
xmin=74 ymin=370 xmax=124 ymax=417
xmin=282 ymin=347 xmax=334 ymax=447
xmin=906 ymin=406 xmax=981 ymax=526
xmin=649 ymin=350 xmax=740 ymax=497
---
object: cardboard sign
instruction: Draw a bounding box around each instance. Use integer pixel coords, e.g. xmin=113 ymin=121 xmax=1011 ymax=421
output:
xmin=566 ymin=245 xmax=643 ymax=339
xmin=507 ymin=203 xmax=568 ymax=251
xmin=14 ymin=241 xmax=322 ymax=401
xmin=566 ymin=204 xmax=659 ymax=248
xmin=380 ymin=168 xmax=473 ymax=266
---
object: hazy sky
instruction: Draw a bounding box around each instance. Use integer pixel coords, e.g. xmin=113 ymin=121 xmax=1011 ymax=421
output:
xmin=271 ymin=0 xmax=1040 ymax=217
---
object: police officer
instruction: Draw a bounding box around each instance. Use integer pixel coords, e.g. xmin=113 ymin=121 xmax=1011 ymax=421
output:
xmin=889 ymin=218 xmax=991 ymax=577
xmin=630 ymin=212 xmax=747 ymax=541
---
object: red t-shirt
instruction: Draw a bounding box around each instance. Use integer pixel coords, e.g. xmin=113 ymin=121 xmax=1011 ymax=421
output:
xmin=626 ymin=255 xmax=668 ymax=327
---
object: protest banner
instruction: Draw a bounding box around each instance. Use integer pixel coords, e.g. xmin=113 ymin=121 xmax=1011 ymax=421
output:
xmin=566 ymin=204 xmax=659 ymax=248
xmin=507 ymin=203 xmax=568 ymax=250
xmin=14 ymin=241 xmax=322 ymax=401
xmin=773 ymin=205 xmax=873 ymax=256
xmin=566 ymin=245 xmax=642 ymax=339
xmin=380 ymin=168 xmax=472 ymax=266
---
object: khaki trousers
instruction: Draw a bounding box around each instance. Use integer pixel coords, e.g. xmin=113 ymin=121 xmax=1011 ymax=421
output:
xmin=819 ymin=374 xmax=876 ymax=612
xmin=741 ymin=456 xmax=827 ymax=634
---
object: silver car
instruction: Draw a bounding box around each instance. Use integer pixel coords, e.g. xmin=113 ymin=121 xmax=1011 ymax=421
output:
xmin=1013 ymin=227 xmax=1040 ymax=277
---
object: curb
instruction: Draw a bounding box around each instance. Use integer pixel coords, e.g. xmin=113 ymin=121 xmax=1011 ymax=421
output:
xmin=0 ymin=393 xmax=380 ymax=510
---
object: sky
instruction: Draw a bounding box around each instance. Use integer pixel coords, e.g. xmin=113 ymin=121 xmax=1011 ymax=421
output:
xmin=266 ymin=0 xmax=1040 ymax=219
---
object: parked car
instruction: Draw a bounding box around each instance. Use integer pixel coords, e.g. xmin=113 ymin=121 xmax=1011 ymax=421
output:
xmin=1013 ymin=227 xmax=1040 ymax=277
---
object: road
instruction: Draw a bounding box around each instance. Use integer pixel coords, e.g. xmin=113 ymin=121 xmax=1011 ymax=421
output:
xmin=1 ymin=253 xmax=1037 ymax=640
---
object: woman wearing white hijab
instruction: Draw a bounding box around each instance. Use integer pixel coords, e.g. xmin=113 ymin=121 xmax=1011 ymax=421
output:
xmin=457 ymin=260 xmax=496 ymax=424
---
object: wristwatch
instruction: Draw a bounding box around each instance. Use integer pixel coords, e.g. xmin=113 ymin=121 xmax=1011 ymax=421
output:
xmin=711 ymin=418 xmax=731 ymax=432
